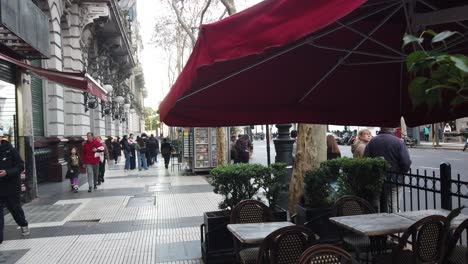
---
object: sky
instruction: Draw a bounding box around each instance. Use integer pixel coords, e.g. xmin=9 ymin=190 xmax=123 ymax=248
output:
xmin=137 ymin=0 xmax=262 ymax=111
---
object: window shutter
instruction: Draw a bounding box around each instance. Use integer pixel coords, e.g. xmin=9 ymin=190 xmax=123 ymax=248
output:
xmin=30 ymin=60 xmax=44 ymax=137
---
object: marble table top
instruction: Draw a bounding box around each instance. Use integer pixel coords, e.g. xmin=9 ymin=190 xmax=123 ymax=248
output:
xmin=397 ymin=209 xmax=468 ymax=228
xmin=329 ymin=213 xmax=415 ymax=236
xmin=227 ymin=222 xmax=294 ymax=244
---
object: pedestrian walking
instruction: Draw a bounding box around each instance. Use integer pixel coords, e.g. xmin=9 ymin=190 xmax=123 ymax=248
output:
xmin=135 ymin=136 xmax=148 ymax=170
xmin=235 ymin=135 xmax=250 ymax=163
xmin=0 ymin=131 xmax=29 ymax=244
xmin=351 ymin=129 xmax=371 ymax=158
xmin=128 ymin=134 xmax=137 ymax=170
xmin=148 ymin=134 xmax=159 ymax=166
xmin=230 ymin=135 xmax=237 ymax=163
xmin=96 ymin=136 xmax=109 ymax=185
xmin=105 ymin=136 xmax=113 ymax=162
xmin=326 ymin=134 xmax=341 ymax=160
xmin=364 ymin=127 xmax=412 ymax=213
xmin=112 ymin=137 xmax=121 ymax=164
xmin=141 ymin=133 xmax=153 ymax=167
xmin=66 ymin=146 xmax=81 ymax=193
xmin=160 ymin=138 xmax=173 ymax=169
xmin=81 ymin=132 xmax=103 ymax=192
xmin=424 ymin=126 xmax=430 ymax=141
xmin=120 ymin=135 xmax=131 ymax=170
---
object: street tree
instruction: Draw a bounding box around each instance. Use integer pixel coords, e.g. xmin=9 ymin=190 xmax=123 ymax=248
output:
xmin=155 ymin=0 xmax=236 ymax=166
xmin=288 ymin=124 xmax=326 ymax=214
xmin=144 ymin=107 xmax=160 ymax=133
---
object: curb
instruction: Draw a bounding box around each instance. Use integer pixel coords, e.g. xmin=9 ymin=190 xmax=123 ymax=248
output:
xmin=412 ymin=145 xmax=464 ymax=151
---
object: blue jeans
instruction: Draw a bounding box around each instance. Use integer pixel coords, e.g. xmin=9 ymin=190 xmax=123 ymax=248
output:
xmin=152 ymin=153 xmax=158 ymax=163
xmin=137 ymin=152 xmax=148 ymax=170
xmin=124 ymin=150 xmax=131 ymax=170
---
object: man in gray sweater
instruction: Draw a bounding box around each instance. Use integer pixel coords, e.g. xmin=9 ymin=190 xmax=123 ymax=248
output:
xmin=364 ymin=127 xmax=412 ymax=212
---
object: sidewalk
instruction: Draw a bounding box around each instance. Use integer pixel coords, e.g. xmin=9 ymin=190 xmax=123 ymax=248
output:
xmin=414 ymin=141 xmax=465 ymax=151
xmin=0 ymin=158 xmax=222 ymax=264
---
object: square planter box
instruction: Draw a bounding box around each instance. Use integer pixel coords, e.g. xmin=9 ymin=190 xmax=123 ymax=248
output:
xmin=295 ymin=204 xmax=340 ymax=243
xmin=201 ymin=207 xmax=289 ymax=263
xmin=201 ymin=210 xmax=234 ymax=264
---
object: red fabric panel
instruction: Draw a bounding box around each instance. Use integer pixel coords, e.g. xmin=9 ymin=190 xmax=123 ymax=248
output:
xmin=160 ymin=0 xmax=468 ymax=127
xmin=160 ymin=0 xmax=367 ymax=124
xmin=0 ymin=53 xmax=108 ymax=102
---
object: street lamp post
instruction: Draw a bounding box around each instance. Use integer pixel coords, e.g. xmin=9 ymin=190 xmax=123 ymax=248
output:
xmin=273 ymin=124 xmax=294 ymax=166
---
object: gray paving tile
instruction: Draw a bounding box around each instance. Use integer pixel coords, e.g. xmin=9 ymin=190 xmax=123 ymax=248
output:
xmin=126 ymin=196 xmax=156 ymax=207
xmin=4 ymin=203 xmax=80 ymax=225
xmin=155 ymin=241 xmax=200 ymax=263
xmin=2 ymin=216 xmax=203 ymax=240
xmin=0 ymin=249 xmax=29 ymax=264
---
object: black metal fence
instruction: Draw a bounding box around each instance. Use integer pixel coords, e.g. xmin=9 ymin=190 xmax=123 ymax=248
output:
xmin=383 ymin=162 xmax=468 ymax=245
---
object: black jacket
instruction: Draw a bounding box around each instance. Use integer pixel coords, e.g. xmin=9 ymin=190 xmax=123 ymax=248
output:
xmin=120 ymin=138 xmax=130 ymax=152
xmin=0 ymin=140 xmax=24 ymax=196
xmin=161 ymin=142 xmax=172 ymax=157
xmin=364 ymin=132 xmax=411 ymax=181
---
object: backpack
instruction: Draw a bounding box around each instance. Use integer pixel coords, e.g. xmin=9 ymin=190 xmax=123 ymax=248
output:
xmin=140 ymin=142 xmax=147 ymax=153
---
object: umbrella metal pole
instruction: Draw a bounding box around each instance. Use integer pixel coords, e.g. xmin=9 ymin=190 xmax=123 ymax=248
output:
xmin=266 ymin=124 xmax=271 ymax=167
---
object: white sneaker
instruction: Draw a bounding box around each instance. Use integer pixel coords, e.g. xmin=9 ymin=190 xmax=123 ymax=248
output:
xmin=21 ymin=226 xmax=30 ymax=236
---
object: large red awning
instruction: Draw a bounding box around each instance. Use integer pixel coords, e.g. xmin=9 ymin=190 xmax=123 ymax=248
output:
xmin=0 ymin=52 xmax=108 ymax=101
xmin=159 ymin=0 xmax=468 ymax=127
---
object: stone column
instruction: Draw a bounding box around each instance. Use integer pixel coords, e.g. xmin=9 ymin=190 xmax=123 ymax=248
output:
xmin=17 ymin=73 xmax=36 ymax=201
xmin=62 ymin=3 xmax=89 ymax=136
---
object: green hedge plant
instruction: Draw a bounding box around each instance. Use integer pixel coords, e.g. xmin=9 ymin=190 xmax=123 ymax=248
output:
xmin=303 ymin=167 xmax=334 ymax=208
xmin=263 ymin=163 xmax=288 ymax=209
xmin=334 ymin=157 xmax=390 ymax=205
xmin=209 ymin=163 xmax=269 ymax=210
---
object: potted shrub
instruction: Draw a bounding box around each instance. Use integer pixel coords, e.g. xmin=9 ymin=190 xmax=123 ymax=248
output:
xmin=295 ymin=166 xmax=339 ymax=242
xmin=295 ymin=166 xmax=335 ymax=225
xmin=201 ymin=163 xmax=266 ymax=263
xmin=335 ymin=157 xmax=390 ymax=210
xmin=262 ymin=162 xmax=288 ymax=221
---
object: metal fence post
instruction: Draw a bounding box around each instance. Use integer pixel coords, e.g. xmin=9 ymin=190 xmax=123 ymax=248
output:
xmin=440 ymin=162 xmax=452 ymax=210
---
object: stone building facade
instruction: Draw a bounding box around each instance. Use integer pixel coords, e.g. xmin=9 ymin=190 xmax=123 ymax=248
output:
xmin=29 ymin=0 xmax=146 ymax=186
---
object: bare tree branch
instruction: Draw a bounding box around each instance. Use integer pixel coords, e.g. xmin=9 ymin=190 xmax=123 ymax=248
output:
xmin=199 ymin=0 xmax=212 ymax=26
xmin=219 ymin=0 xmax=236 ymax=15
xmin=170 ymin=0 xmax=196 ymax=47
xmin=218 ymin=8 xmax=227 ymax=20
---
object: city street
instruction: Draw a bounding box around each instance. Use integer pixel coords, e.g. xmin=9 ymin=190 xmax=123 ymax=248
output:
xmin=250 ymin=139 xmax=468 ymax=179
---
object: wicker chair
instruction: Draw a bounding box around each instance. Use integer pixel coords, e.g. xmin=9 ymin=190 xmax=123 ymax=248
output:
xmin=231 ymin=200 xmax=274 ymax=264
xmin=446 ymin=218 xmax=468 ymax=264
xmin=374 ymin=215 xmax=448 ymax=264
xmin=299 ymin=244 xmax=355 ymax=264
xmin=333 ymin=195 xmax=381 ymax=262
xmin=256 ymin=226 xmax=317 ymax=264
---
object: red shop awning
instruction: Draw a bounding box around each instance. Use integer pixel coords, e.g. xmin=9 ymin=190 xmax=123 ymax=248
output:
xmin=0 ymin=52 xmax=108 ymax=101
xmin=159 ymin=0 xmax=468 ymax=128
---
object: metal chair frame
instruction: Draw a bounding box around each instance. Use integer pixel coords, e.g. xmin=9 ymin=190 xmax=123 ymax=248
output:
xmin=299 ymin=244 xmax=354 ymax=264
xmin=257 ymin=226 xmax=317 ymax=264
xmin=230 ymin=199 xmax=274 ymax=264
xmin=445 ymin=218 xmax=468 ymax=264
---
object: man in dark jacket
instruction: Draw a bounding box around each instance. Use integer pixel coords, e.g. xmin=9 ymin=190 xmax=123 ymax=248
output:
xmin=0 ymin=132 xmax=29 ymax=244
xmin=364 ymin=127 xmax=412 ymax=212
xmin=160 ymin=138 xmax=173 ymax=169
xmin=147 ymin=134 xmax=159 ymax=166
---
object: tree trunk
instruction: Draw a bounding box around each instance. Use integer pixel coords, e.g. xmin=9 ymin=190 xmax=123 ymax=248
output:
xmin=214 ymin=0 xmax=237 ymax=167
xmin=216 ymin=127 xmax=226 ymax=165
xmin=288 ymin=124 xmax=326 ymax=214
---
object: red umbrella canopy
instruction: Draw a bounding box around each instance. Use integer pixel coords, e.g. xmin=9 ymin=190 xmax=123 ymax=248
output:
xmin=159 ymin=0 xmax=468 ymax=127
